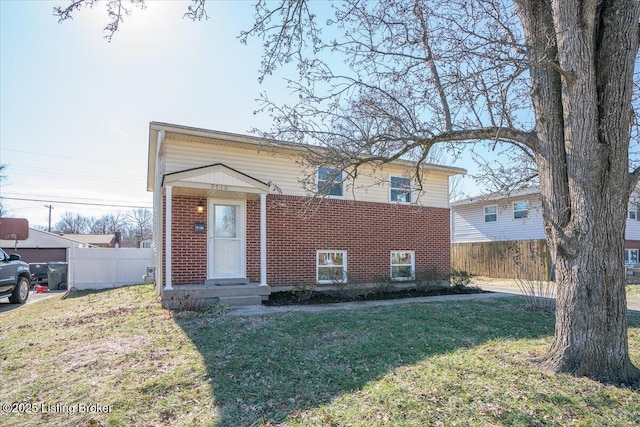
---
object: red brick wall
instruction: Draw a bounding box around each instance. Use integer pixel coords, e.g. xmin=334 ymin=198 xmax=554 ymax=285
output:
xmin=168 ymin=194 xmax=451 ymax=287
xmin=249 ymin=195 xmax=451 ymax=286
xmin=169 ymin=195 xmax=208 ymax=285
xmin=625 ymin=240 xmax=640 ymax=250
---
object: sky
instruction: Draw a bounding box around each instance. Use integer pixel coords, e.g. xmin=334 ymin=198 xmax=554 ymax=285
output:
xmin=0 ymin=0 xmax=480 ymax=230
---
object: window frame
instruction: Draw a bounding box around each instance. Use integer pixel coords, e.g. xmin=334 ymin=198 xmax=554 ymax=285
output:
xmin=389 ymin=175 xmax=412 ymax=204
xmin=317 ymin=167 xmax=344 ymax=198
xmin=625 ymin=249 xmax=639 ymax=265
xmin=628 ymin=202 xmax=638 ymax=220
xmin=484 ymin=205 xmax=498 ymax=223
xmin=316 ymin=250 xmax=347 ymax=284
xmin=390 ymin=250 xmax=415 ymax=281
xmin=513 ymin=200 xmax=529 ymax=220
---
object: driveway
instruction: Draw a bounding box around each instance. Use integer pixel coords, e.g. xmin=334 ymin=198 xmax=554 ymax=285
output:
xmin=0 ymin=290 xmax=65 ymax=314
xmin=476 ymin=283 xmax=640 ymax=312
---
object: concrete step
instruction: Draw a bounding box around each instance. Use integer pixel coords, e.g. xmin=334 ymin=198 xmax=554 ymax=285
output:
xmin=205 ymin=278 xmax=249 ymax=286
xmin=164 ymin=284 xmax=270 ymax=299
xmin=219 ymin=295 xmax=263 ymax=306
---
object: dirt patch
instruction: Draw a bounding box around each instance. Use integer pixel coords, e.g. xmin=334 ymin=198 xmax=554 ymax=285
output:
xmin=264 ymin=286 xmax=487 ymax=306
xmin=63 ymin=335 xmax=152 ymax=373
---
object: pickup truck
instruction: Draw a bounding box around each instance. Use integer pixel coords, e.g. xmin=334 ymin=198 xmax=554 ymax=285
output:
xmin=0 ymin=248 xmax=32 ymax=304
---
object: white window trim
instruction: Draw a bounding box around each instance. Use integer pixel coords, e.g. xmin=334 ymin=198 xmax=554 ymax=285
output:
xmin=316 ymin=250 xmax=347 ymax=284
xmin=628 ymin=202 xmax=638 ymax=220
xmin=484 ymin=205 xmax=498 ymax=223
xmin=389 ymin=174 xmax=413 ymax=204
xmin=390 ymin=250 xmax=415 ymax=281
xmin=625 ymin=249 xmax=639 ymax=264
xmin=317 ymin=167 xmax=345 ymax=199
xmin=513 ymin=200 xmax=529 ymax=220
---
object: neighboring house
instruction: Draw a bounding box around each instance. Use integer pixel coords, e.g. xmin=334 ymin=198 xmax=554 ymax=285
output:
xmin=148 ymin=122 xmax=465 ymax=306
xmin=450 ymin=187 xmax=640 ymax=279
xmin=451 ymin=188 xmax=544 ymax=244
xmin=62 ymin=232 xmax=121 ymax=248
xmin=0 ymin=228 xmax=88 ymax=263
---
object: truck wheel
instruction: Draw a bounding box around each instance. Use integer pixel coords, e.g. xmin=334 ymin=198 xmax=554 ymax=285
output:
xmin=9 ymin=277 xmax=30 ymax=304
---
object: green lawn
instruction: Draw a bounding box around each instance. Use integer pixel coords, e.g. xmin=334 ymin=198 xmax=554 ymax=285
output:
xmin=1 ymin=285 xmax=639 ymax=426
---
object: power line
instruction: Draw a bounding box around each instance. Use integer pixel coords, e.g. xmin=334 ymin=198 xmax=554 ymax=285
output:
xmin=1 ymin=192 xmax=150 ymax=205
xmin=0 ymin=196 xmax=151 ymax=209
xmin=0 ymin=147 xmax=139 ymax=167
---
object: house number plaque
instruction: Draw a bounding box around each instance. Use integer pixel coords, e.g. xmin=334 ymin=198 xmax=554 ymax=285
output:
xmin=194 ymin=222 xmax=206 ymax=233
xmin=211 ymin=184 xmax=229 ymax=191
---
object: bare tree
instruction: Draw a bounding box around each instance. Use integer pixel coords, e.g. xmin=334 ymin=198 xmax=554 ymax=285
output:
xmin=90 ymin=213 xmax=128 ymax=234
xmin=240 ymin=0 xmax=640 ymax=385
xmin=55 ymin=212 xmax=91 ymax=234
xmin=55 ymin=0 xmax=640 ymax=384
xmin=128 ymin=208 xmax=152 ymax=247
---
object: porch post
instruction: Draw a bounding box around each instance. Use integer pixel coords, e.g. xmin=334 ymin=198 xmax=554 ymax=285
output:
xmin=165 ymin=185 xmax=173 ymax=290
xmin=260 ymin=193 xmax=267 ymax=286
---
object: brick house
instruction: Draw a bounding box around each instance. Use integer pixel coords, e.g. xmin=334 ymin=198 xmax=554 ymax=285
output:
xmin=147 ymin=122 xmax=465 ymax=306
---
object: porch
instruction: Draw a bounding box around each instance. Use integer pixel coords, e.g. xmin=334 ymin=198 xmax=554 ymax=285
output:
xmin=155 ymin=157 xmax=272 ymax=307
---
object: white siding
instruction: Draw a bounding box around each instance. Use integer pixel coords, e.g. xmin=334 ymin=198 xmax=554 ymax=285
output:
xmin=627 ymin=189 xmax=640 ymax=241
xmin=452 ymin=195 xmax=545 ymax=243
xmin=163 ymin=137 xmax=452 ymax=208
xmin=626 ymin=218 xmax=640 ymax=241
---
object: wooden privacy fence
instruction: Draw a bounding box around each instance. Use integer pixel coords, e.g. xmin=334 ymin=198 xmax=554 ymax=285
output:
xmin=451 ymin=240 xmax=552 ymax=281
xmin=69 ymin=247 xmax=154 ymax=290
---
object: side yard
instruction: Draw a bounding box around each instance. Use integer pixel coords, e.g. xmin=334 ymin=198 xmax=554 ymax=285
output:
xmin=1 ymin=285 xmax=639 ymax=426
xmin=471 ymin=275 xmax=640 ymax=300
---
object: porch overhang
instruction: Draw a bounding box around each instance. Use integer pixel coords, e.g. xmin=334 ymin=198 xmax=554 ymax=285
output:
xmin=161 ymin=163 xmax=270 ymax=293
xmin=163 ymin=163 xmax=269 ymax=198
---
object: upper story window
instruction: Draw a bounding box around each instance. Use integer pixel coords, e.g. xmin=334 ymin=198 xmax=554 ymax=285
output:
xmin=484 ymin=206 xmax=497 ymax=222
xmin=318 ymin=167 xmax=343 ymax=197
xmin=629 ymin=202 xmax=638 ymax=220
xmin=390 ymin=176 xmax=412 ymax=203
xmin=513 ymin=200 xmax=529 ymax=220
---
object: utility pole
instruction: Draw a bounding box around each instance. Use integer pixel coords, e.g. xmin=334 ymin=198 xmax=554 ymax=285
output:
xmin=45 ymin=204 xmax=54 ymax=232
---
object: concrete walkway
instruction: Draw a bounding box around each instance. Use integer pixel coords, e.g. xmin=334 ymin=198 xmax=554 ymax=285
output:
xmin=228 ymin=290 xmax=515 ymax=316
xmin=228 ymin=284 xmax=640 ymax=316
xmin=475 ymin=283 xmax=640 ymax=312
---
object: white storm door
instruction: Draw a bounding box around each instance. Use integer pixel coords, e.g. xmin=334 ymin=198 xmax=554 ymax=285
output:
xmin=208 ymin=200 xmax=246 ymax=278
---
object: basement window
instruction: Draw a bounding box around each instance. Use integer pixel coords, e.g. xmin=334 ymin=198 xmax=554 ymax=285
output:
xmin=317 ymin=251 xmax=347 ymax=283
xmin=391 ymin=251 xmax=415 ymax=281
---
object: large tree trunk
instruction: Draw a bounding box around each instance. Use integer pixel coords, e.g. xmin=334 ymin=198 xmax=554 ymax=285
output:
xmin=516 ymin=0 xmax=640 ymax=383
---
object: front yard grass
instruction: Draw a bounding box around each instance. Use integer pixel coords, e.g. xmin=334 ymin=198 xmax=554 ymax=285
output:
xmin=0 ymin=285 xmax=639 ymax=426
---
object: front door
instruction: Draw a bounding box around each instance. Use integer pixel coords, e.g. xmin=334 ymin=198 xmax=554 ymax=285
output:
xmin=208 ymin=200 xmax=246 ymax=279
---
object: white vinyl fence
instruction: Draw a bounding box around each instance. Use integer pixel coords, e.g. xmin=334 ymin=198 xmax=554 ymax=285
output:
xmin=69 ymin=247 xmax=154 ymax=290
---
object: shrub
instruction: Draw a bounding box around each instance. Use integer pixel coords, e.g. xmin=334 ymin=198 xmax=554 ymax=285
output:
xmin=291 ymin=282 xmax=316 ymax=301
xmin=450 ymin=269 xmax=474 ymax=288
